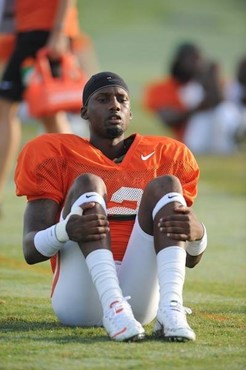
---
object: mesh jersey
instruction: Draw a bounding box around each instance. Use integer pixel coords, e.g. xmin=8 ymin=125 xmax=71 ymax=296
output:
xmin=15 ymin=133 xmax=200 ymax=261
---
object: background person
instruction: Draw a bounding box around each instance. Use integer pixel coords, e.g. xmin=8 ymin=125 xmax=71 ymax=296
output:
xmin=143 ymin=42 xmax=241 ymax=154
xmin=15 ymin=72 xmax=207 ymax=342
xmin=0 ymin=0 xmax=89 ymax=216
xmin=225 ymin=55 xmax=246 ymax=146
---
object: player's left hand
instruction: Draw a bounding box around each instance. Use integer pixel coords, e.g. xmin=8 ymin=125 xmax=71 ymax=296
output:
xmin=158 ymin=205 xmax=204 ymax=241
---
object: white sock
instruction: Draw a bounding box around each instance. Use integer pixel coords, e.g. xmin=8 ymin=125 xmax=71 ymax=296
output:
xmin=157 ymin=246 xmax=186 ymax=307
xmin=85 ymin=249 xmax=123 ymax=313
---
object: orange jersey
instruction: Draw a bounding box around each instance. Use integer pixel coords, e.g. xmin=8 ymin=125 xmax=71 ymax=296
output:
xmin=143 ymin=77 xmax=187 ymax=141
xmin=16 ymin=0 xmax=80 ymax=37
xmin=15 ymin=133 xmax=200 ymax=261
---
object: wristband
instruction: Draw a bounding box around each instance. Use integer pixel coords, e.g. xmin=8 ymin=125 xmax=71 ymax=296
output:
xmin=34 ymin=225 xmax=64 ymax=257
xmin=186 ymin=224 xmax=207 ymax=256
xmin=55 ymin=206 xmax=83 ymax=242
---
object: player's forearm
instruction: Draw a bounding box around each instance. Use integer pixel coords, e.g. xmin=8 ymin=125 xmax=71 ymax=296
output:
xmin=52 ymin=0 xmax=73 ymax=33
xmin=185 ymin=224 xmax=207 ymax=268
xmin=23 ymin=232 xmax=50 ymax=265
xmin=157 ymin=108 xmax=195 ymax=127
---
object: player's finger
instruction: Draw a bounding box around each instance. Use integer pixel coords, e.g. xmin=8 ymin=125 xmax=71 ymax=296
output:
xmin=89 ymin=226 xmax=110 ymax=234
xmin=158 ymin=215 xmax=189 ymax=224
xmin=173 ymin=205 xmax=190 ymax=213
xmin=81 ymin=202 xmax=96 ymax=211
xmin=83 ymin=214 xmax=108 ymax=222
xmin=166 ymin=233 xmax=188 ymax=241
xmin=84 ymin=233 xmax=108 ymax=241
xmin=160 ymin=226 xmax=186 ymax=234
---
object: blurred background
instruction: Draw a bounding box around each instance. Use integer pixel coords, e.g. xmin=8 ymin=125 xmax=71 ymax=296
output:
xmin=76 ymin=0 xmax=246 ymax=136
xmin=0 ymin=2 xmax=245 ymax=367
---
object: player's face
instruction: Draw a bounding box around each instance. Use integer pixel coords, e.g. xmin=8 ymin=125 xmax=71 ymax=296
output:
xmin=82 ymin=87 xmax=132 ymax=140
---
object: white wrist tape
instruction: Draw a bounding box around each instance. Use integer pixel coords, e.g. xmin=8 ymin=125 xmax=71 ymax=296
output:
xmin=34 ymin=225 xmax=64 ymax=257
xmin=186 ymin=223 xmax=207 ymax=256
xmin=152 ymin=192 xmax=187 ymax=220
xmin=55 ymin=205 xmax=82 ymax=242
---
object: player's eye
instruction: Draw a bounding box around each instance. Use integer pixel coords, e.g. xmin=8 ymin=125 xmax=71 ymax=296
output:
xmin=97 ymin=96 xmax=107 ymax=103
xmin=118 ymin=96 xmax=128 ymax=103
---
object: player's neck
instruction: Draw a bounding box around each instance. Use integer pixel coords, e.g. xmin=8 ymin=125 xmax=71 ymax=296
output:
xmin=90 ymin=136 xmax=126 ymax=160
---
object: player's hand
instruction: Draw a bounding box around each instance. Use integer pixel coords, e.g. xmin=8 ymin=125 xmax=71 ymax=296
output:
xmin=158 ymin=205 xmax=204 ymax=241
xmin=66 ymin=202 xmax=109 ymax=242
xmin=46 ymin=30 xmax=69 ymax=60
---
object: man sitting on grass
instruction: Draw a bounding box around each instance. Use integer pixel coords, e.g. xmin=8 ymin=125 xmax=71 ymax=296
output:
xmin=15 ymin=72 xmax=207 ymax=342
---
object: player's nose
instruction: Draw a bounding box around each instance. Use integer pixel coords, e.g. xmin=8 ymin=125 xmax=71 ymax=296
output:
xmin=109 ymin=96 xmax=120 ymax=111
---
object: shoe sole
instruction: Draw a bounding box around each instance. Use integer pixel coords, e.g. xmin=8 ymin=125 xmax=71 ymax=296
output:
xmin=121 ymin=332 xmax=145 ymax=342
xmin=154 ymin=327 xmax=195 ymax=342
xmin=163 ymin=335 xmax=194 ymax=342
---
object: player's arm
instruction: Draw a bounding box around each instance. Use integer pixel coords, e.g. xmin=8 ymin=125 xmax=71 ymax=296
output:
xmin=23 ymin=198 xmax=110 ymax=265
xmin=23 ymin=199 xmax=60 ymax=264
xmin=157 ymin=107 xmax=200 ymax=128
xmin=46 ymin=0 xmax=73 ymax=59
xmin=158 ymin=205 xmax=207 ymax=268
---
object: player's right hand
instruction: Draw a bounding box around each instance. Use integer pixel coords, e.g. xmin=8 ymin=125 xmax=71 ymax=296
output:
xmin=66 ymin=203 xmax=109 ymax=242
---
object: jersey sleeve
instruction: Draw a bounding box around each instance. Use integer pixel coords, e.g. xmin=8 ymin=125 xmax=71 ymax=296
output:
xmin=15 ymin=136 xmax=66 ymax=204
xmin=143 ymin=78 xmax=185 ymax=112
xmin=157 ymin=143 xmax=200 ymax=206
xmin=173 ymin=146 xmax=200 ymax=206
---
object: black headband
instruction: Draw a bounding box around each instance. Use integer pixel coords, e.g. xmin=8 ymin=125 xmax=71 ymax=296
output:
xmin=82 ymin=71 xmax=129 ymax=105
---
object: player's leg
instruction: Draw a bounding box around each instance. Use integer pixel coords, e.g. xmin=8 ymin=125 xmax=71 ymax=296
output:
xmin=0 ymin=34 xmax=25 ymax=214
xmin=52 ymin=173 xmax=144 ymax=341
xmin=0 ymin=99 xmax=21 ymax=212
xmin=142 ymin=174 xmax=195 ymax=341
xmin=120 ymin=174 xmax=195 ymax=341
xmin=118 ymin=216 xmax=159 ymax=325
xmin=0 ymin=30 xmax=51 ymax=214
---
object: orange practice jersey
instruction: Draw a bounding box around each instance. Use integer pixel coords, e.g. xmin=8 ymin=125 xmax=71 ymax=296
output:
xmin=15 ymin=133 xmax=200 ymax=262
xmin=16 ymin=0 xmax=80 ymax=37
xmin=143 ymin=77 xmax=187 ymax=142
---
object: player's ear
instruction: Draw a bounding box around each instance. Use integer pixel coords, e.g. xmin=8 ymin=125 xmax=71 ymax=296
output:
xmin=81 ymin=105 xmax=88 ymax=120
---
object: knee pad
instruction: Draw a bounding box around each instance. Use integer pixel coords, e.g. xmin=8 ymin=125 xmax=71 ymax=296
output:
xmin=152 ymin=192 xmax=186 ymax=220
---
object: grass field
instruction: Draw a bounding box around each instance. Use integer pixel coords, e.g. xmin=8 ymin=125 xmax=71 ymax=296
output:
xmin=1 ymin=1 xmax=246 ymax=369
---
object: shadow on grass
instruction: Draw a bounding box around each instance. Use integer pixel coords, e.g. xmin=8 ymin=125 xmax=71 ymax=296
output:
xmin=0 ymin=319 xmax=158 ymax=344
xmin=0 ymin=319 xmax=154 ymax=343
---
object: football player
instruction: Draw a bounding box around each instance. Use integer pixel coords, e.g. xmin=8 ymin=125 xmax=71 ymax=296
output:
xmin=15 ymin=71 xmax=207 ymax=342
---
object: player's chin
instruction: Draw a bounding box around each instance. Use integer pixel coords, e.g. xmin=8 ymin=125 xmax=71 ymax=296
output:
xmin=105 ymin=126 xmax=124 ymax=139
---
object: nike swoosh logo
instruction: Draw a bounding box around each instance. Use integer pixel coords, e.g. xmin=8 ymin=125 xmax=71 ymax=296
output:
xmin=86 ymin=195 xmax=94 ymax=198
xmin=141 ymin=151 xmax=155 ymax=161
xmin=168 ymin=195 xmax=176 ymax=199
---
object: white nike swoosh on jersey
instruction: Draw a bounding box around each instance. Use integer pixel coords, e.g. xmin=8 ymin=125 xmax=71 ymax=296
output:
xmin=141 ymin=151 xmax=155 ymax=160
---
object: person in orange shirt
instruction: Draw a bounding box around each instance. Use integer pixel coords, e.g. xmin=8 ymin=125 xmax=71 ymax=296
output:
xmin=15 ymin=72 xmax=207 ymax=342
xmin=143 ymin=43 xmax=241 ymax=153
xmin=0 ymin=0 xmax=84 ymax=216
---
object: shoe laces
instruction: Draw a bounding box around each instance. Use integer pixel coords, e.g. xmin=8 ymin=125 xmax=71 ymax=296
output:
xmin=105 ymin=296 xmax=134 ymax=325
xmin=162 ymin=301 xmax=192 ymax=328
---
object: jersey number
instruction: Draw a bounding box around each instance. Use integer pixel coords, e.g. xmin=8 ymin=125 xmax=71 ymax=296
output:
xmin=107 ymin=186 xmax=143 ymax=215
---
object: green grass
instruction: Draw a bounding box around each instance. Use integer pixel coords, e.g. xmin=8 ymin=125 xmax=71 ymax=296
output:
xmin=1 ymin=1 xmax=246 ymax=369
xmin=0 ymin=140 xmax=245 ymax=370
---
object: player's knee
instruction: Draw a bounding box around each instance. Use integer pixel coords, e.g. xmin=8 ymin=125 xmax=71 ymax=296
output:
xmin=63 ymin=174 xmax=107 ymax=217
xmin=73 ymin=173 xmax=106 ymax=193
xmin=145 ymin=175 xmax=182 ymax=199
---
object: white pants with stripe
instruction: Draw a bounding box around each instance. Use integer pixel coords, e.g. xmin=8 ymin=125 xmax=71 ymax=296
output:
xmin=51 ymin=218 xmax=159 ymax=327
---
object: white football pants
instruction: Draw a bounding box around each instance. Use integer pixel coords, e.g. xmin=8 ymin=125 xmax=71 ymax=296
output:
xmin=51 ymin=217 xmax=159 ymax=327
